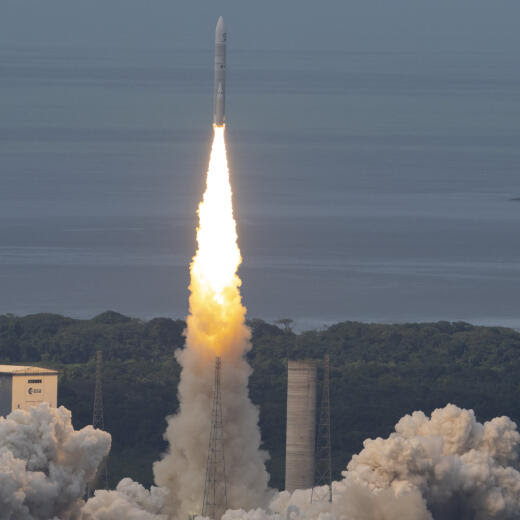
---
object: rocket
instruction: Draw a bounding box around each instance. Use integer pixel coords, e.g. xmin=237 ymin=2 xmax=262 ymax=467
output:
xmin=213 ymin=16 xmax=226 ymax=126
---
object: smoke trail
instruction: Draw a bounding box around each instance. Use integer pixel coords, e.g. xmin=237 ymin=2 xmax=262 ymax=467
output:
xmin=153 ymin=126 xmax=271 ymax=519
xmin=0 ymin=403 xmax=110 ymax=520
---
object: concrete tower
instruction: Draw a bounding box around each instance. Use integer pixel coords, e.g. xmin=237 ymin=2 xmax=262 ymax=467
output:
xmin=285 ymin=360 xmax=317 ymax=492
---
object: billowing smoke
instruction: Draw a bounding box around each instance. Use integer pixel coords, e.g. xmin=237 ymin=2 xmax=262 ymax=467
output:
xmin=345 ymin=404 xmax=520 ymax=518
xmin=79 ymin=403 xmax=520 ymax=520
xmin=0 ymin=403 xmax=110 ymax=520
xmin=3 ymin=400 xmax=520 ymax=519
xmin=224 ymin=404 xmax=520 ymax=520
xmin=80 ymin=478 xmax=167 ymax=520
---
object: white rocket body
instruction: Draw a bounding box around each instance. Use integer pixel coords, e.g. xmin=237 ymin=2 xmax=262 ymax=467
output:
xmin=214 ymin=16 xmax=226 ymax=126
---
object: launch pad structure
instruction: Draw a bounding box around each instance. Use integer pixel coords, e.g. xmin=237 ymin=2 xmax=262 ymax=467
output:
xmin=87 ymin=351 xmax=109 ymax=496
xmin=311 ymin=354 xmax=332 ymax=503
xmin=202 ymin=356 xmax=228 ymax=520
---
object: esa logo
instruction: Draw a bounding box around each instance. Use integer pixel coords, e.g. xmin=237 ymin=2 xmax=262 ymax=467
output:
xmin=28 ymin=387 xmax=42 ymax=395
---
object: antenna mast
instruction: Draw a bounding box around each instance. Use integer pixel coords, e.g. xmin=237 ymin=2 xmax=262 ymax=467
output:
xmin=311 ymin=354 xmax=332 ymax=503
xmin=202 ymin=356 xmax=228 ymax=520
xmin=88 ymin=350 xmax=109 ymax=496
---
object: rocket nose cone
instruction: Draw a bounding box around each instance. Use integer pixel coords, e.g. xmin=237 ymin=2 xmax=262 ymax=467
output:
xmin=215 ymin=16 xmax=226 ymax=42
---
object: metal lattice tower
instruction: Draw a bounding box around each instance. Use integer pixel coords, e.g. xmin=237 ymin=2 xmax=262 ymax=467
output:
xmin=88 ymin=351 xmax=109 ymax=496
xmin=202 ymin=356 xmax=228 ymax=520
xmin=311 ymin=354 xmax=332 ymax=503
xmin=93 ymin=351 xmax=105 ymax=431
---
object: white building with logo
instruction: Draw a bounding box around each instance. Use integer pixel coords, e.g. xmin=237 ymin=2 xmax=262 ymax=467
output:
xmin=0 ymin=365 xmax=58 ymax=417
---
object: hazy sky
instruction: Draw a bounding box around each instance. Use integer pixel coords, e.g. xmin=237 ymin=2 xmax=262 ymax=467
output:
xmin=2 ymin=0 xmax=520 ymax=52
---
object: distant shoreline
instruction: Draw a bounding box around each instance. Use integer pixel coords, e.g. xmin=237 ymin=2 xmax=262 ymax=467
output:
xmin=1 ymin=310 xmax=519 ymax=333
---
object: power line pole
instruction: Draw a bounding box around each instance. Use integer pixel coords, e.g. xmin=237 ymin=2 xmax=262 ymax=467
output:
xmin=202 ymin=356 xmax=228 ymax=520
xmin=88 ymin=350 xmax=109 ymax=496
xmin=311 ymin=354 xmax=332 ymax=503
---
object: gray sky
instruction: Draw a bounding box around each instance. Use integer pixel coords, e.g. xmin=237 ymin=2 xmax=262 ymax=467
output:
xmin=2 ymin=0 xmax=520 ymax=52
xmin=1 ymin=1 xmax=520 ymax=327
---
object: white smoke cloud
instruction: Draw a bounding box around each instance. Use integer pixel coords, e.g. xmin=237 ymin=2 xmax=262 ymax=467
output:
xmin=248 ymin=484 xmax=432 ymax=520
xmin=227 ymin=404 xmax=520 ymax=520
xmin=80 ymin=478 xmax=168 ymax=520
xmin=346 ymin=404 xmax=520 ymax=518
xmin=2 ymin=397 xmax=520 ymax=519
xmin=0 ymin=403 xmax=110 ymax=520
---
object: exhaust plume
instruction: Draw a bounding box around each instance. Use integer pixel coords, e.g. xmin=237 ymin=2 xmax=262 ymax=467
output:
xmin=153 ymin=126 xmax=271 ymax=519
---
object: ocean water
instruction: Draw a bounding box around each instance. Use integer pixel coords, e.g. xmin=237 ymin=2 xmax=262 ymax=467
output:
xmin=1 ymin=46 xmax=519 ymax=329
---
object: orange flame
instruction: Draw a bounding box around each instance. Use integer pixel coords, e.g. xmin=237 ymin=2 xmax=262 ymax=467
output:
xmin=185 ymin=126 xmax=248 ymax=358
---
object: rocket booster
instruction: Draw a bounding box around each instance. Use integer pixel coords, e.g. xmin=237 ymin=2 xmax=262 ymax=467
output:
xmin=213 ymin=16 xmax=226 ymax=126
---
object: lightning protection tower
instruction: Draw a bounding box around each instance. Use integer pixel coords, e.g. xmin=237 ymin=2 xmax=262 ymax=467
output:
xmin=202 ymin=356 xmax=228 ymax=520
xmin=311 ymin=354 xmax=332 ymax=503
xmin=87 ymin=350 xmax=109 ymax=496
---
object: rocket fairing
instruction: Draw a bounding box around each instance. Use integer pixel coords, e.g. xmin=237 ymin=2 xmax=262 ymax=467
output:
xmin=213 ymin=16 xmax=226 ymax=126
